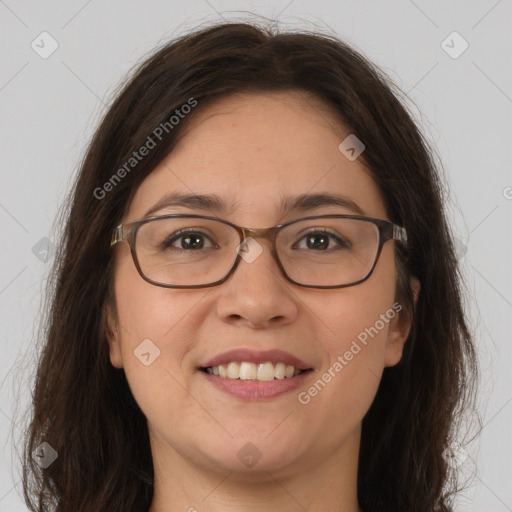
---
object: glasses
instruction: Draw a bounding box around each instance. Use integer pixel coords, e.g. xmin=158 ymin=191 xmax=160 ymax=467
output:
xmin=110 ymin=214 xmax=408 ymax=289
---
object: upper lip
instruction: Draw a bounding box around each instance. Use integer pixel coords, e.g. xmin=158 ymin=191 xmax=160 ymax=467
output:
xmin=200 ymin=348 xmax=313 ymax=371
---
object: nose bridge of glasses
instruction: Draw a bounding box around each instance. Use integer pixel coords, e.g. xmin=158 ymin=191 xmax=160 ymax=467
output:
xmin=241 ymin=226 xmax=276 ymax=240
xmin=236 ymin=227 xmax=277 ymax=266
xmin=238 ymin=226 xmax=279 ymax=259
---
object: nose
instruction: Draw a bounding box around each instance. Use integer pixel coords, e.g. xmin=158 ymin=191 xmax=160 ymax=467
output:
xmin=214 ymin=237 xmax=299 ymax=329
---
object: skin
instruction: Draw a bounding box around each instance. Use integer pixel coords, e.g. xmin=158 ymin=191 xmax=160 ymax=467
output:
xmin=107 ymin=91 xmax=420 ymax=512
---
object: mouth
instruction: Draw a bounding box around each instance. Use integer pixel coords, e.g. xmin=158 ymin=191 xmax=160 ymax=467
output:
xmin=198 ymin=348 xmax=314 ymax=400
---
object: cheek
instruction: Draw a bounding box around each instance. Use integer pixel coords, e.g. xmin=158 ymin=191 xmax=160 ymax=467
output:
xmin=111 ymin=256 xmax=202 ymax=403
xmin=112 ymin=281 xmax=208 ymax=442
xmin=113 ymin=247 xmax=199 ymax=346
xmin=294 ymin=303 xmax=392 ymax=446
xmin=299 ymin=246 xmax=397 ymax=419
xmin=312 ymin=242 xmax=396 ymax=350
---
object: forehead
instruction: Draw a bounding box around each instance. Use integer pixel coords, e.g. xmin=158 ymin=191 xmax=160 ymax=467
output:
xmin=125 ymin=91 xmax=387 ymax=224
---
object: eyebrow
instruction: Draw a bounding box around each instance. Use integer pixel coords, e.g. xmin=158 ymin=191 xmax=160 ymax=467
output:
xmin=143 ymin=191 xmax=365 ymax=218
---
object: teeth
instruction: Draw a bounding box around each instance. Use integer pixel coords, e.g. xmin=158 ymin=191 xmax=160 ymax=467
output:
xmin=239 ymin=362 xmax=257 ymax=380
xmin=275 ymin=362 xmax=286 ymax=379
xmin=227 ymin=362 xmax=240 ymax=379
xmin=257 ymin=362 xmax=275 ymax=381
xmin=205 ymin=362 xmax=303 ymax=381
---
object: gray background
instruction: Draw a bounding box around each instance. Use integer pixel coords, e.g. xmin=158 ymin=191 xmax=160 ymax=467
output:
xmin=1 ymin=1 xmax=511 ymax=510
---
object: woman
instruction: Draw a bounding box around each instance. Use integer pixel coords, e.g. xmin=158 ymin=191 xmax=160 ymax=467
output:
xmin=20 ymin=21 xmax=478 ymax=512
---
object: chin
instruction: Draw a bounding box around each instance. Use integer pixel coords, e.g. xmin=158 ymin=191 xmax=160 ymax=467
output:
xmin=193 ymin=434 xmax=306 ymax=476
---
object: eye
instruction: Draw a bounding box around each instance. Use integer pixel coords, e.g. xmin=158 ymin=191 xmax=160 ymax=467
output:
xmin=294 ymin=230 xmax=351 ymax=251
xmin=162 ymin=230 xmax=217 ymax=251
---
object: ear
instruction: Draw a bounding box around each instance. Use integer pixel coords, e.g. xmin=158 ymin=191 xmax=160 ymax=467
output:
xmin=103 ymin=301 xmax=124 ymax=369
xmin=384 ymin=276 xmax=421 ymax=367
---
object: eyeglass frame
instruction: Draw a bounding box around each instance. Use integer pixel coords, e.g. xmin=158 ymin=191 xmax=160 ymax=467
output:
xmin=110 ymin=213 xmax=408 ymax=289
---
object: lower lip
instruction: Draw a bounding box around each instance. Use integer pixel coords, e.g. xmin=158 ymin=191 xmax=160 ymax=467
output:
xmin=199 ymin=370 xmax=313 ymax=400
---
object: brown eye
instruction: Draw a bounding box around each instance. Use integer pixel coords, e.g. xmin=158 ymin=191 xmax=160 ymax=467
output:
xmin=162 ymin=230 xmax=214 ymax=251
xmin=176 ymin=233 xmax=205 ymax=250
xmin=307 ymin=234 xmax=329 ymax=250
xmin=294 ymin=230 xmax=350 ymax=251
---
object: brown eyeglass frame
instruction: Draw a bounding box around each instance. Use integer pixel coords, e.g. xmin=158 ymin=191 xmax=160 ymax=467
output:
xmin=110 ymin=213 xmax=408 ymax=289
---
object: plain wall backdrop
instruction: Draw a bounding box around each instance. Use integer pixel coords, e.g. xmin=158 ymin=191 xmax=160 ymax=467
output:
xmin=1 ymin=1 xmax=511 ymax=510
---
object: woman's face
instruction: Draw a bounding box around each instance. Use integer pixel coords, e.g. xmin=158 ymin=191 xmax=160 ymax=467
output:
xmin=107 ymin=91 xmax=413 ymax=479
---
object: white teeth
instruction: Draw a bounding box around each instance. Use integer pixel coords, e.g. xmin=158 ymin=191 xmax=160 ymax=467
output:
xmin=274 ymin=362 xmax=286 ymax=379
xmin=227 ymin=362 xmax=240 ymax=379
xmin=257 ymin=362 xmax=275 ymax=381
xmin=206 ymin=361 xmax=304 ymax=381
xmin=239 ymin=362 xmax=257 ymax=380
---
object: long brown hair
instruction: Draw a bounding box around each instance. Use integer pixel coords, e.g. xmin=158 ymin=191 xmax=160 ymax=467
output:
xmin=17 ymin=21 xmax=478 ymax=512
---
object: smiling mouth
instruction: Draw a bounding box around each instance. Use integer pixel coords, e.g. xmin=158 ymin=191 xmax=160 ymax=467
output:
xmin=201 ymin=361 xmax=312 ymax=381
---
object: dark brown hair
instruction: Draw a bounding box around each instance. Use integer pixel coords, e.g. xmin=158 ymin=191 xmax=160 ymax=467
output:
xmin=17 ymin=20 xmax=478 ymax=512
